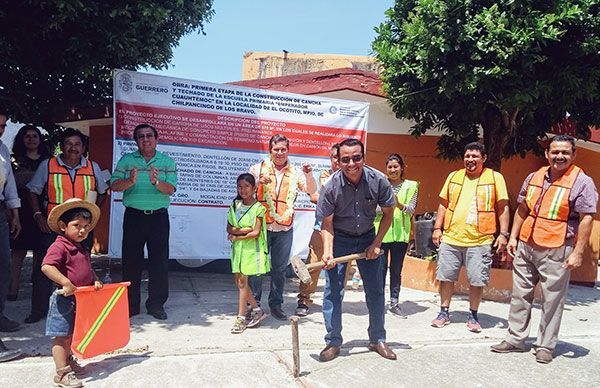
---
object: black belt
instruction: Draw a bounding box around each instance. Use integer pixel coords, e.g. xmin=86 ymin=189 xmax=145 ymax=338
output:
xmin=334 ymin=227 xmax=375 ymax=238
xmin=126 ymin=207 xmax=167 ymax=215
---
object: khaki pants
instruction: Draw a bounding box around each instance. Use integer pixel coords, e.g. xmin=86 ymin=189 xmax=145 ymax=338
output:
xmin=297 ymin=230 xmax=352 ymax=306
xmin=505 ymin=241 xmax=573 ymax=351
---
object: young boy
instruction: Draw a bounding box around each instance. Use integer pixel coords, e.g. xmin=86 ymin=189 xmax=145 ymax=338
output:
xmin=41 ymin=198 xmax=102 ymax=388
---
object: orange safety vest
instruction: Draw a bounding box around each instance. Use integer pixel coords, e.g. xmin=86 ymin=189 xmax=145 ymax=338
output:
xmin=444 ymin=168 xmax=497 ymax=235
xmin=47 ymin=157 xmax=96 ymax=213
xmin=256 ymin=160 xmax=297 ymax=226
xmin=519 ymin=165 xmax=581 ymax=248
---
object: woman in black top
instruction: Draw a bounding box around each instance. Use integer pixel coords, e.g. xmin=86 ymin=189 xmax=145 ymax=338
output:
xmin=7 ymin=125 xmax=50 ymax=301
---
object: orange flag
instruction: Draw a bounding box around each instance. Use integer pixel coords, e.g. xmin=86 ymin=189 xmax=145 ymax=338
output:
xmin=71 ymin=282 xmax=131 ymax=359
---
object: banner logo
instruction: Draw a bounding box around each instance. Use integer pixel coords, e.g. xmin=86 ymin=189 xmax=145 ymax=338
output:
xmin=118 ymin=73 xmax=133 ymax=94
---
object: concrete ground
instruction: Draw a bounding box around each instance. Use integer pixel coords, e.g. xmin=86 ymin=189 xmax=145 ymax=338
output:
xmin=1 ymin=259 xmax=599 ymax=387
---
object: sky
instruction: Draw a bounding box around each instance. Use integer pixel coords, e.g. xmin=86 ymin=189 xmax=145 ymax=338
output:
xmin=145 ymin=0 xmax=394 ymax=83
xmin=3 ymin=1 xmax=394 ymax=147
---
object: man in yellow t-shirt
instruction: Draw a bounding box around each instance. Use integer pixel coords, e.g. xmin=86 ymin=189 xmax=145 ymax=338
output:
xmin=431 ymin=142 xmax=510 ymax=333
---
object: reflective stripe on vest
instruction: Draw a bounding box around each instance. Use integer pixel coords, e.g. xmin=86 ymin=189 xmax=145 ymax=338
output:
xmin=374 ymin=180 xmax=418 ymax=243
xmin=227 ymin=201 xmax=269 ymax=274
xmin=519 ymin=165 xmax=581 ymax=248
xmin=444 ymin=168 xmax=497 ymax=235
xmin=47 ymin=157 xmax=96 ymax=213
xmin=256 ymin=160 xmax=296 ymax=226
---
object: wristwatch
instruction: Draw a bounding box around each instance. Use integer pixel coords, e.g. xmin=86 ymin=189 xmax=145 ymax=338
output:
xmin=500 ymin=232 xmax=510 ymax=238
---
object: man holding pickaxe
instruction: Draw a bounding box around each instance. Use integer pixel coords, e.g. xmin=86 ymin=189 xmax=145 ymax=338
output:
xmin=317 ymin=138 xmax=396 ymax=362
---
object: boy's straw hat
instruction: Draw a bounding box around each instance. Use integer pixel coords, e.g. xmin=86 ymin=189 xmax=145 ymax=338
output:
xmin=47 ymin=198 xmax=101 ymax=234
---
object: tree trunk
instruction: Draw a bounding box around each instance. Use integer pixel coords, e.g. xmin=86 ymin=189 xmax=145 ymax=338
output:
xmin=480 ymin=103 xmax=516 ymax=172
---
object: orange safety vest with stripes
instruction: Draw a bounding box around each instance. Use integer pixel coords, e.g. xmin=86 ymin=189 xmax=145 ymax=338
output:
xmin=47 ymin=157 xmax=96 ymax=213
xmin=256 ymin=160 xmax=297 ymax=226
xmin=444 ymin=168 xmax=497 ymax=235
xmin=519 ymin=165 xmax=581 ymax=248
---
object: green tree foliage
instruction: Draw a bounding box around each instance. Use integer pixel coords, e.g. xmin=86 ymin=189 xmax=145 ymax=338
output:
xmin=0 ymin=0 xmax=213 ymax=130
xmin=373 ymin=0 xmax=600 ymax=170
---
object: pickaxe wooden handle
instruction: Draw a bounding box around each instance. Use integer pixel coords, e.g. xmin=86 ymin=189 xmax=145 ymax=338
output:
xmin=305 ymin=252 xmax=368 ymax=272
xmin=291 ymin=248 xmax=381 ymax=284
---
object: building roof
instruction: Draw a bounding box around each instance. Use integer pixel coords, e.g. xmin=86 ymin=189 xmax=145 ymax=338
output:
xmin=229 ymin=68 xmax=385 ymax=98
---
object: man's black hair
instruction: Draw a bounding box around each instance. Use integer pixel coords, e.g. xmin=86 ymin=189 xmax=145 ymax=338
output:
xmin=464 ymin=142 xmax=487 ymax=157
xmin=338 ymin=138 xmax=364 ymax=158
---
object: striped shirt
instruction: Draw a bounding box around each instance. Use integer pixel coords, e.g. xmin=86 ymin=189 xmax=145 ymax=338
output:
xmin=110 ymin=150 xmax=177 ymax=211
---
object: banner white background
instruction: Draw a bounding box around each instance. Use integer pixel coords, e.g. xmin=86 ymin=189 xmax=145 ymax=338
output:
xmin=109 ymin=70 xmax=368 ymax=260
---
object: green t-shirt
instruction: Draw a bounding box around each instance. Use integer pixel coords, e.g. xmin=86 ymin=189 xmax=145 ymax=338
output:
xmin=110 ymin=150 xmax=177 ymax=210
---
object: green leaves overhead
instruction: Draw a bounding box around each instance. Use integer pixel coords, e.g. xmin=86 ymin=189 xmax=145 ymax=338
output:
xmin=0 ymin=1 xmax=214 ymax=128
xmin=373 ymin=0 xmax=600 ymax=169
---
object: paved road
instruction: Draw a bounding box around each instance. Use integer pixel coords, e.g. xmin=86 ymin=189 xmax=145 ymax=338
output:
xmin=2 ymin=267 xmax=599 ymax=387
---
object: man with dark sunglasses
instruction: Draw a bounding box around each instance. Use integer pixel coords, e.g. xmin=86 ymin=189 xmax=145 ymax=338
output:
xmin=317 ymin=138 xmax=397 ymax=362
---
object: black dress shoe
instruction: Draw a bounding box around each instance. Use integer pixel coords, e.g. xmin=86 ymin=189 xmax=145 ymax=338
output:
xmin=319 ymin=345 xmax=340 ymax=362
xmin=24 ymin=313 xmax=45 ymax=324
xmin=270 ymin=306 xmax=287 ymax=321
xmin=147 ymin=309 xmax=167 ymax=320
xmin=0 ymin=317 xmax=20 ymax=332
xmin=367 ymin=342 xmax=397 ymax=360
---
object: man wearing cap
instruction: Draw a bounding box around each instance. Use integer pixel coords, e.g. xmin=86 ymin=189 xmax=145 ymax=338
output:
xmin=26 ymin=127 xmax=108 ymax=324
xmin=491 ymin=135 xmax=598 ymax=363
xmin=111 ymin=123 xmax=177 ymax=320
xmin=0 ymin=111 xmax=22 ymax=335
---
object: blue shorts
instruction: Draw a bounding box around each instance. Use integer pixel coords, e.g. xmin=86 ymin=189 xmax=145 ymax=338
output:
xmin=45 ymin=291 xmax=76 ymax=337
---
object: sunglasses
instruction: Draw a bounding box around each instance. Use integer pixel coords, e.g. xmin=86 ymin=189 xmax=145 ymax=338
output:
xmin=339 ymin=155 xmax=364 ymax=164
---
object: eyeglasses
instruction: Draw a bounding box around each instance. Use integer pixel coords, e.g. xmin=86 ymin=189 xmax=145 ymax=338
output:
xmin=339 ymin=155 xmax=364 ymax=164
xmin=136 ymin=133 xmax=155 ymax=139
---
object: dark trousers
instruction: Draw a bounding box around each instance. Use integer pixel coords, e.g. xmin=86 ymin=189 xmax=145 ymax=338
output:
xmin=381 ymin=241 xmax=408 ymax=301
xmin=0 ymin=209 xmax=10 ymax=317
xmin=29 ymin=231 xmax=93 ymax=317
xmin=121 ymin=207 xmax=170 ymax=314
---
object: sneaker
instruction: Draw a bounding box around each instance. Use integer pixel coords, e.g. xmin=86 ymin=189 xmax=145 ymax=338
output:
xmin=0 ymin=340 xmax=21 ymax=363
xmin=270 ymin=306 xmax=288 ymax=321
xmin=466 ymin=314 xmax=482 ymax=333
xmin=244 ymin=308 xmax=253 ymax=323
xmin=247 ymin=309 xmax=268 ymax=328
xmin=388 ymin=303 xmax=407 ymax=319
xmin=54 ymin=366 xmax=83 ymax=388
xmin=431 ymin=311 xmax=450 ymax=328
xmin=0 ymin=316 xmax=20 ymax=332
xmin=295 ymin=303 xmax=309 ymax=317
xmin=231 ymin=316 xmax=247 ymax=334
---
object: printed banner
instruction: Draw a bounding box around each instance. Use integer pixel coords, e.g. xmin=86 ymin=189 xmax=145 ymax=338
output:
xmin=110 ymin=69 xmax=369 ymax=259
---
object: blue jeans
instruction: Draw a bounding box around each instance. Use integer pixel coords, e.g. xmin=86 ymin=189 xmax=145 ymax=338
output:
xmin=45 ymin=290 xmax=75 ymax=337
xmin=0 ymin=209 xmax=11 ymax=317
xmin=249 ymin=229 xmax=293 ymax=309
xmin=323 ymin=230 xmax=386 ymax=347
